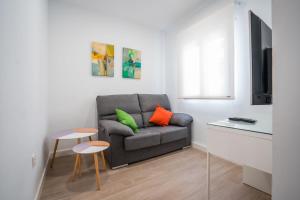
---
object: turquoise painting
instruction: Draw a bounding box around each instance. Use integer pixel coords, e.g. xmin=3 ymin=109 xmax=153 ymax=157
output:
xmin=122 ymin=48 xmax=141 ymax=79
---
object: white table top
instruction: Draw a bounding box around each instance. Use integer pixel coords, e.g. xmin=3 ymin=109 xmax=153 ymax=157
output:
xmin=52 ymin=128 xmax=97 ymax=140
xmin=72 ymin=142 xmax=109 ymax=154
xmin=208 ymin=119 xmax=272 ymax=135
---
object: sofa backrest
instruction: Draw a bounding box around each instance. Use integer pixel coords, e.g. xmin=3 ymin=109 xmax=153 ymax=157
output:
xmin=138 ymin=94 xmax=171 ymax=127
xmin=96 ymin=94 xmax=171 ymax=128
xmin=96 ymin=94 xmax=144 ymax=128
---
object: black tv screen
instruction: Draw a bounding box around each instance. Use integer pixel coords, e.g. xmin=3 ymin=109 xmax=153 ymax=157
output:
xmin=250 ymin=11 xmax=272 ymax=105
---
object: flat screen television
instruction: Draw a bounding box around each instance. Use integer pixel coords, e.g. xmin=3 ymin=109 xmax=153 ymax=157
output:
xmin=250 ymin=11 xmax=272 ymax=105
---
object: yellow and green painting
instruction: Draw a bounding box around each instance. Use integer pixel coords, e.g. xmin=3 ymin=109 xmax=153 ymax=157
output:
xmin=91 ymin=42 xmax=114 ymax=77
xmin=122 ymin=48 xmax=141 ymax=79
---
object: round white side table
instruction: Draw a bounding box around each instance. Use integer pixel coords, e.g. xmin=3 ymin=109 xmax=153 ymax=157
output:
xmin=50 ymin=128 xmax=97 ymax=168
xmin=72 ymin=141 xmax=110 ymax=190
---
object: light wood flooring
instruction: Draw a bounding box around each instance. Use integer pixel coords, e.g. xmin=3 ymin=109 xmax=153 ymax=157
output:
xmin=40 ymin=148 xmax=271 ymax=200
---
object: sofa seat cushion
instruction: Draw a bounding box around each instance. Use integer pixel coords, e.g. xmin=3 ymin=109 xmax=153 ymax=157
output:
xmin=124 ymin=129 xmax=161 ymax=151
xmin=146 ymin=126 xmax=188 ymax=144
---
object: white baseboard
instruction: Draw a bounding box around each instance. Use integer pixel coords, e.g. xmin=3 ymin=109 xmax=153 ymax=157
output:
xmin=34 ymin=148 xmax=73 ymax=200
xmin=34 ymin=153 xmax=50 ymax=200
xmin=192 ymin=141 xmax=207 ymax=152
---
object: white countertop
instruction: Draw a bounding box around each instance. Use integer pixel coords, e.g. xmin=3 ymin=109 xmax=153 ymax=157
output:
xmin=208 ymin=119 xmax=272 ymax=135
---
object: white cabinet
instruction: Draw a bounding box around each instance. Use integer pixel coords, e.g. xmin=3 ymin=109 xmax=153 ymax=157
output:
xmin=207 ymin=125 xmax=272 ymax=173
xmin=206 ymin=120 xmax=272 ymax=197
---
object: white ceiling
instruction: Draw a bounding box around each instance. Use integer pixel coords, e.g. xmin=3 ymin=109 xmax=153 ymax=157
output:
xmin=58 ymin=0 xmax=207 ymax=30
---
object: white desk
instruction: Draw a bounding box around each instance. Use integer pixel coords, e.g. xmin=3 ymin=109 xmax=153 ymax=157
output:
xmin=207 ymin=120 xmax=272 ymax=199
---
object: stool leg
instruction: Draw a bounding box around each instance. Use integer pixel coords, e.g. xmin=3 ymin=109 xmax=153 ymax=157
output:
xmin=72 ymin=154 xmax=80 ymax=181
xmin=50 ymin=139 xmax=59 ymax=168
xmin=89 ymin=136 xmax=92 ymax=141
xmin=75 ymin=139 xmax=81 ymax=176
xmin=100 ymin=151 xmax=107 ymax=171
xmin=94 ymin=153 xmax=101 ymax=190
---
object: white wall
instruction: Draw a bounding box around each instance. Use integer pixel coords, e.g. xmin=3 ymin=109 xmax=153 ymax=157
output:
xmin=165 ymin=0 xmax=272 ymax=146
xmin=0 ymin=0 xmax=48 ymax=199
xmin=48 ymin=0 xmax=165 ymax=150
xmin=272 ymin=1 xmax=300 ymax=199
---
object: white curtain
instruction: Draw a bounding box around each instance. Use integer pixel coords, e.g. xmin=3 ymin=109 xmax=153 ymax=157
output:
xmin=177 ymin=3 xmax=235 ymax=99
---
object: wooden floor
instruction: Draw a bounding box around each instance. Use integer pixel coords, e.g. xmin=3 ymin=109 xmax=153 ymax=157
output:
xmin=40 ymin=148 xmax=271 ymax=200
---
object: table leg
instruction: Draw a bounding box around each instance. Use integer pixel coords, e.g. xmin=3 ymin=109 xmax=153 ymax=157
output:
xmin=72 ymin=154 xmax=80 ymax=181
xmin=77 ymin=155 xmax=82 ymax=176
xmin=94 ymin=153 xmax=101 ymax=190
xmin=207 ymin=151 xmax=210 ymax=200
xmin=100 ymin=151 xmax=107 ymax=171
xmin=50 ymin=139 xmax=59 ymax=168
xmin=88 ymin=136 xmax=94 ymax=164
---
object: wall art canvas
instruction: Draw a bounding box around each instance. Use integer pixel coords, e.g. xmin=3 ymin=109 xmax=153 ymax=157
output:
xmin=122 ymin=48 xmax=141 ymax=79
xmin=91 ymin=42 xmax=114 ymax=77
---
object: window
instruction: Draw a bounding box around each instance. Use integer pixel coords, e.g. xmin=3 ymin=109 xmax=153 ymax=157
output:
xmin=177 ymin=4 xmax=234 ymax=99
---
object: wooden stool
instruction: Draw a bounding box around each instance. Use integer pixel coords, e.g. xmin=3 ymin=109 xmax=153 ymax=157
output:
xmin=72 ymin=141 xmax=110 ymax=190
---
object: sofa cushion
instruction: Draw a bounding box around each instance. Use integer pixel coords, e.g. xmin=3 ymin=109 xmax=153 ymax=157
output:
xmin=146 ymin=126 xmax=188 ymax=144
xmin=97 ymin=94 xmax=141 ymax=116
xmin=101 ymin=114 xmax=144 ymax=128
xmin=96 ymin=94 xmax=144 ymax=128
xmin=116 ymin=108 xmax=139 ymax=132
xmin=149 ymin=105 xmax=173 ymax=126
xmin=99 ymin=120 xmax=134 ymax=137
xmin=142 ymin=112 xmax=155 ymax=127
xmin=138 ymin=94 xmax=171 ymax=112
xmin=124 ymin=129 xmax=161 ymax=151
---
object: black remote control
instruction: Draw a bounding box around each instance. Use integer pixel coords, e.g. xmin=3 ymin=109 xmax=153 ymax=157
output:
xmin=228 ymin=117 xmax=257 ymax=124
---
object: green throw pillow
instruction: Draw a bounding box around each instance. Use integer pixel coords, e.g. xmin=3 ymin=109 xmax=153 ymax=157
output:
xmin=115 ymin=108 xmax=139 ymax=133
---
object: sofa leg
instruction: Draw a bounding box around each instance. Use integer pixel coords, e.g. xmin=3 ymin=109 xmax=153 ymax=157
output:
xmin=112 ymin=164 xmax=129 ymax=170
xmin=182 ymin=146 xmax=191 ymax=149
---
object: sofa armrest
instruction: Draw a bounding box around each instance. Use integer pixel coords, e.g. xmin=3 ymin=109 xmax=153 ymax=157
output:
xmin=170 ymin=113 xmax=193 ymax=127
xmin=99 ymin=120 xmax=134 ymax=137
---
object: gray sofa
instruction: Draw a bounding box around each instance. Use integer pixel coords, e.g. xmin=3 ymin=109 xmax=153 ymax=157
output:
xmin=96 ymin=94 xmax=193 ymax=169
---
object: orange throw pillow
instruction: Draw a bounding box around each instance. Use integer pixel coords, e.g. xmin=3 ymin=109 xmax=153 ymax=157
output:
xmin=149 ymin=105 xmax=173 ymax=126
